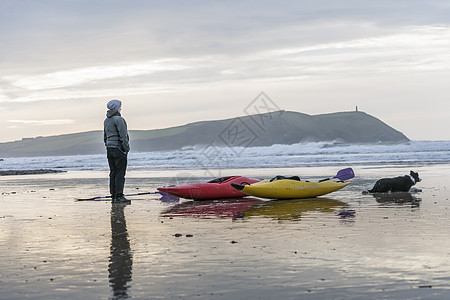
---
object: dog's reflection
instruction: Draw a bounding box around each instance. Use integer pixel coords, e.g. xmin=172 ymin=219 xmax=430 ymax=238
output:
xmin=372 ymin=192 xmax=421 ymax=207
xmin=109 ymin=203 xmax=132 ymax=299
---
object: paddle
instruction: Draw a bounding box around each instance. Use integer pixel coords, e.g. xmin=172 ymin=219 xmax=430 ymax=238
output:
xmin=318 ymin=167 xmax=355 ymax=182
xmin=76 ymin=191 xmax=162 ymax=201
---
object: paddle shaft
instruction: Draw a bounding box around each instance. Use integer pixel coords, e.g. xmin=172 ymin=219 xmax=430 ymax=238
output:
xmin=76 ymin=191 xmax=160 ymax=201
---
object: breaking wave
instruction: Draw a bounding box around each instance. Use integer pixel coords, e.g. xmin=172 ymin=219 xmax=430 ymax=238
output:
xmin=2 ymin=140 xmax=450 ymax=172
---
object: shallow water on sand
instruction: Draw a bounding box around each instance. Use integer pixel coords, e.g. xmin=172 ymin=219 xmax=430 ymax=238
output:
xmin=1 ymin=165 xmax=450 ymax=299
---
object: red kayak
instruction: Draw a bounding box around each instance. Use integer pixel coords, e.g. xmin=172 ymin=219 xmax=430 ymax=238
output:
xmin=157 ymin=176 xmax=260 ymax=200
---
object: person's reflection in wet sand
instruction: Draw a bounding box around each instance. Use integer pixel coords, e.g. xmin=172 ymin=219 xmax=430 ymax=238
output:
xmin=109 ymin=202 xmax=132 ymax=299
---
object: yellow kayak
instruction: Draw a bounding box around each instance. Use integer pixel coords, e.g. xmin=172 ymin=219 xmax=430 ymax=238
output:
xmin=231 ymin=179 xmax=350 ymax=199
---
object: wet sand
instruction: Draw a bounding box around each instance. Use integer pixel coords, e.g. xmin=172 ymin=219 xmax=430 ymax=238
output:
xmin=1 ymin=165 xmax=450 ymax=299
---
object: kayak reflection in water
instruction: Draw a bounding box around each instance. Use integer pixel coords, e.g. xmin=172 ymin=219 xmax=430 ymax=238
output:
xmin=241 ymin=198 xmax=348 ymax=221
xmin=160 ymin=198 xmax=263 ymax=219
xmin=109 ymin=202 xmax=132 ymax=299
xmin=161 ymin=197 xmax=351 ymax=222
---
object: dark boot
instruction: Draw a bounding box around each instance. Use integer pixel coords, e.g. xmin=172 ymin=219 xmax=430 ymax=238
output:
xmin=116 ymin=194 xmax=130 ymax=203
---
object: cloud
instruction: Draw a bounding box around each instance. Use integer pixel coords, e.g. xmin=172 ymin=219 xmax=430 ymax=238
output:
xmin=2 ymin=24 xmax=449 ymax=104
xmin=263 ymin=25 xmax=448 ymax=55
xmin=258 ymin=25 xmax=450 ymax=68
xmin=7 ymin=119 xmax=75 ymax=125
xmin=4 ymin=58 xmax=192 ymax=90
xmin=1 ymin=84 xmax=190 ymax=103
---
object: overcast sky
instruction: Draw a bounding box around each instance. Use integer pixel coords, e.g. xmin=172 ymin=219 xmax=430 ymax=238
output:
xmin=1 ymin=0 xmax=449 ymax=142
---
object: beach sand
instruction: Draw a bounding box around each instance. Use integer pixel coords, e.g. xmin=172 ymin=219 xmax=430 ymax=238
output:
xmin=1 ymin=165 xmax=450 ymax=299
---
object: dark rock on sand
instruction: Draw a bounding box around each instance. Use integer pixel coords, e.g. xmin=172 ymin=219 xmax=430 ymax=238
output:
xmin=0 ymin=169 xmax=66 ymax=176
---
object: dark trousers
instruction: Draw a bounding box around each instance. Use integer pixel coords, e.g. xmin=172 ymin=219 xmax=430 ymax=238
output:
xmin=107 ymin=148 xmax=128 ymax=197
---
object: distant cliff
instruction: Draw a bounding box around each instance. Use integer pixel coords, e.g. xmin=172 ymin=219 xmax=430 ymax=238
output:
xmin=0 ymin=110 xmax=409 ymax=157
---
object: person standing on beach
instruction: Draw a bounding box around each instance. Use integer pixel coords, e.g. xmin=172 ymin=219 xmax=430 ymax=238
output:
xmin=104 ymin=99 xmax=130 ymax=202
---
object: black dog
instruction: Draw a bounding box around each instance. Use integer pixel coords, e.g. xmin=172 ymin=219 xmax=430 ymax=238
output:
xmin=364 ymin=171 xmax=421 ymax=193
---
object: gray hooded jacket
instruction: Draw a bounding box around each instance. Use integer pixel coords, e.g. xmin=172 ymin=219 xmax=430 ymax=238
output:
xmin=104 ymin=109 xmax=130 ymax=153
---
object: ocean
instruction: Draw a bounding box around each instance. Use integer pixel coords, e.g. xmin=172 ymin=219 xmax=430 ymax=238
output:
xmin=1 ymin=140 xmax=449 ymax=172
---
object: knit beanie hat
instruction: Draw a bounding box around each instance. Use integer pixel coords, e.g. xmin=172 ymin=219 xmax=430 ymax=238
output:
xmin=107 ymin=99 xmax=122 ymax=115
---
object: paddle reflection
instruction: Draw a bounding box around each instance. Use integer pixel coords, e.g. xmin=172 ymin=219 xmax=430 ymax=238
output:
xmin=160 ymin=198 xmax=263 ymax=219
xmin=109 ymin=203 xmax=132 ymax=299
xmin=242 ymin=198 xmax=349 ymax=221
